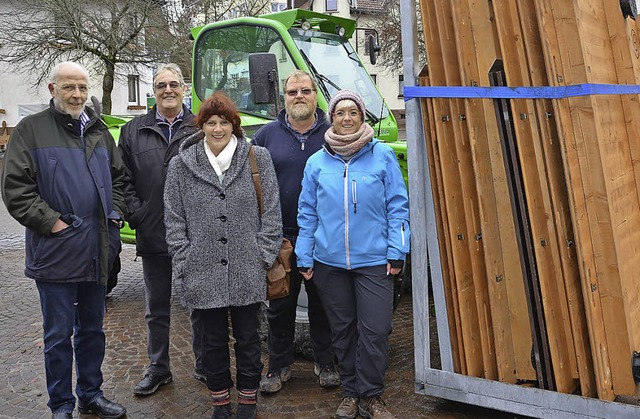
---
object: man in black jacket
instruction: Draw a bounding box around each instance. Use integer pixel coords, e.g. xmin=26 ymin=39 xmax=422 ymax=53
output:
xmin=118 ymin=63 xmax=199 ymax=396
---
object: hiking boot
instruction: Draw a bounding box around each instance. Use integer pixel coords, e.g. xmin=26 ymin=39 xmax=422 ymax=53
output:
xmin=259 ymin=366 xmax=291 ymax=393
xmin=359 ymin=396 xmax=395 ymax=419
xmin=336 ymin=396 xmax=358 ymax=419
xmin=314 ymin=363 xmax=340 ymax=388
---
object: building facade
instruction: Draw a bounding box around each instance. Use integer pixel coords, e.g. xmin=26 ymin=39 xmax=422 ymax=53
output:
xmin=0 ymin=0 xmax=403 ymax=132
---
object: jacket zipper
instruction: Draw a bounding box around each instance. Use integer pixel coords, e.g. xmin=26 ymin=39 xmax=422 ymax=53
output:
xmin=352 ymin=179 xmax=357 ymax=213
xmin=343 ymin=163 xmax=350 ymax=269
xmin=401 ymin=222 xmax=406 ymax=247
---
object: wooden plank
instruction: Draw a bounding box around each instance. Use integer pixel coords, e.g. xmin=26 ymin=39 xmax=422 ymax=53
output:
xmin=451 ymin=0 xmax=538 ymax=384
xmin=601 ymin=10 xmax=640 ymax=205
xmin=534 ymin=0 xmax=634 ymax=399
xmin=492 ymin=0 xmax=578 ymax=394
xmin=433 ymin=0 xmax=498 ymax=381
xmin=421 ymin=0 xmax=480 ymax=374
xmin=517 ymin=0 xmax=596 ymax=398
xmin=533 ymin=0 xmax=610 ymax=400
xmin=432 ymin=93 xmax=485 ymax=376
xmin=574 ymin=0 xmax=639 ymax=396
xmin=600 ymin=0 xmax=640 ymax=362
xmin=419 ymin=87 xmax=464 ymax=373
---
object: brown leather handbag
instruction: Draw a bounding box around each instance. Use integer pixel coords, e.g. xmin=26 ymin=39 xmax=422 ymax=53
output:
xmin=248 ymin=146 xmax=292 ymax=300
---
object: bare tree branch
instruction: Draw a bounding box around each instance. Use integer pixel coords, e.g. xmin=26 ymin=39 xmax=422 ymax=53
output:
xmin=0 ymin=0 xmax=171 ymax=113
xmin=0 ymin=0 xmax=296 ymax=113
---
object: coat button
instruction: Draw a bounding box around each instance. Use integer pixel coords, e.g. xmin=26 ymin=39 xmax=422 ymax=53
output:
xmin=219 ymin=193 xmax=225 ymax=200
xmin=219 ymin=237 xmax=227 ymax=244
xmin=220 ymin=259 xmax=228 ymax=266
xmin=219 ymin=215 xmax=227 ymax=222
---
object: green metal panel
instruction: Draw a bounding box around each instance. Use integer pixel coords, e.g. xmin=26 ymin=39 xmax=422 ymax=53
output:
xmin=103 ymin=114 xmax=136 ymax=245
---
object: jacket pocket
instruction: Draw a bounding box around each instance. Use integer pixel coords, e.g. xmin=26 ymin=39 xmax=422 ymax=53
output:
xmin=127 ymin=199 xmax=150 ymax=229
xmin=31 ymin=216 xmax=95 ymax=280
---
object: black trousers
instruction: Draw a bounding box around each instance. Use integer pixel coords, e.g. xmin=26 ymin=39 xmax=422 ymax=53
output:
xmin=142 ymin=255 xmax=173 ymax=375
xmin=193 ymin=303 xmax=263 ymax=392
xmin=266 ymin=251 xmax=334 ymax=370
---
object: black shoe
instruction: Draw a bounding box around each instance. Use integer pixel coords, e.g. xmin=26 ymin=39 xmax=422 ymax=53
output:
xmin=211 ymin=404 xmax=231 ymax=419
xmin=133 ymin=372 xmax=173 ymax=396
xmin=194 ymin=370 xmax=207 ymax=384
xmin=236 ymin=403 xmax=257 ymax=419
xmin=78 ymin=396 xmax=126 ymax=419
xmin=52 ymin=412 xmax=72 ymax=419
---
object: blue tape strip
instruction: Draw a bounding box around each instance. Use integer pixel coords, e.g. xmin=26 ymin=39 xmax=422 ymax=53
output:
xmin=403 ymin=83 xmax=640 ymax=101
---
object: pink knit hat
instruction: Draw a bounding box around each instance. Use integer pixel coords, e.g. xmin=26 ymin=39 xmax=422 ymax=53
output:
xmin=328 ymin=90 xmax=366 ymax=124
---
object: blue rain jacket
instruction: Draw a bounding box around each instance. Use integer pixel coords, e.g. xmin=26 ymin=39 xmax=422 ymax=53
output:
xmin=296 ymin=138 xmax=410 ymax=270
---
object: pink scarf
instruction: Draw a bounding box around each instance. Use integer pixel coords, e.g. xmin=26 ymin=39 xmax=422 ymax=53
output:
xmin=324 ymin=123 xmax=374 ymax=157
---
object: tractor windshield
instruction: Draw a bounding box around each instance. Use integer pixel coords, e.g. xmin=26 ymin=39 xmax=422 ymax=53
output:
xmin=289 ymin=28 xmax=389 ymax=121
xmin=193 ymin=22 xmax=389 ymax=124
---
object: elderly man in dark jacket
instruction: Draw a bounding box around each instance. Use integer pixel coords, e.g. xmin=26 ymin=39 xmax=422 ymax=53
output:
xmin=118 ymin=63 xmax=198 ymax=396
xmin=1 ymin=61 xmax=127 ymax=419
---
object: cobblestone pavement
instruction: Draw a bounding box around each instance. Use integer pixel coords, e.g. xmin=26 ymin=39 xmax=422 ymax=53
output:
xmin=1 ymin=243 xmax=521 ymax=419
xmin=0 ymin=186 xmax=516 ymax=418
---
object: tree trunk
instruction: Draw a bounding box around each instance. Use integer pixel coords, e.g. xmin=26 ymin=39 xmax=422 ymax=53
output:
xmin=101 ymin=60 xmax=116 ymax=115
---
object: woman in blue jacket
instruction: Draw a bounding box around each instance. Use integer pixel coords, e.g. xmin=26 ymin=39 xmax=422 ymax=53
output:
xmin=296 ymin=90 xmax=410 ymax=419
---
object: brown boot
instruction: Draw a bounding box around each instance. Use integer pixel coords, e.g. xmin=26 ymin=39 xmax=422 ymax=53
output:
xmin=358 ymin=396 xmax=395 ymax=419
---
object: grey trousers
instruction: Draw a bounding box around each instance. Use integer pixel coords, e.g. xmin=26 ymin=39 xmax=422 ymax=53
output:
xmin=142 ymin=255 xmax=172 ymax=375
xmin=313 ymin=262 xmax=393 ymax=398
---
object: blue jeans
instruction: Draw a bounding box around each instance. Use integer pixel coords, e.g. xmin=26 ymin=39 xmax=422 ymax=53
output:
xmin=36 ymin=281 xmax=106 ymax=414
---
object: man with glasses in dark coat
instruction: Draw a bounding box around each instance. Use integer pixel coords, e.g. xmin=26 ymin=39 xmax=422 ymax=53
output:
xmin=118 ymin=63 xmax=199 ymax=396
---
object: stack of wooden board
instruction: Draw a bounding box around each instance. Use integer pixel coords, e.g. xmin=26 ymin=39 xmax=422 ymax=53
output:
xmin=418 ymin=0 xmax=640 ymax=401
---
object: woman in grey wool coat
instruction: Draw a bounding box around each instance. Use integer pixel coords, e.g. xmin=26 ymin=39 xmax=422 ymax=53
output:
xmin=164 ymin=92 xmax=282 ymax=419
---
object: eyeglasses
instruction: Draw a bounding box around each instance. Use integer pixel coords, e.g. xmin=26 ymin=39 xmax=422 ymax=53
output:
xmin=155 ymin=81 xmax=181 ymax=91
xmin=333 ymin=110 xmax=362 ymax=119
xmin=54 ymin=84 xmax=88 ymax=93
xmin=285 ymin=88 xmax=316 ymax=97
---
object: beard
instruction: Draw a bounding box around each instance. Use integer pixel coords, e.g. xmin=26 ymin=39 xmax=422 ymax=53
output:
xmin=286 ymin=101 xmax=315 ymax=121
xmin=54 ymin=99 xmax=83 ymax=119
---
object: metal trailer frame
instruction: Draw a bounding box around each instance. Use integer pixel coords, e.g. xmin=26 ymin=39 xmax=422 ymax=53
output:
xmin=398 ymin=1 xmax=640 ymax=417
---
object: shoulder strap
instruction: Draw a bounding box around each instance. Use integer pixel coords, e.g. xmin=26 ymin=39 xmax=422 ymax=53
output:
xmin=248 ymin=146 xmax=264 ymax=215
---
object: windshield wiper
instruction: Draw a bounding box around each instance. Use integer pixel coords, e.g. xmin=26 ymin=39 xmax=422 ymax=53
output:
xmin=299 ymin=49 xmax=331 ymax=100
xmin=299 ymin=50 xmax=380 ymax=125
xmin=344 ymin=45 xmax=361 ymax=64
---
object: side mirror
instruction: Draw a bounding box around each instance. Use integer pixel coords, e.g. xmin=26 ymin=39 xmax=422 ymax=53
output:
xmin=249 ymin=53 xmax=280 ymax=114
xmin=368 ymin=35 xmax=381 ymax=65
